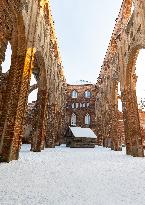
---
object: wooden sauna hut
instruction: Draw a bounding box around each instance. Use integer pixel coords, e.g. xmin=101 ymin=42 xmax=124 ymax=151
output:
xmin=65 ymin=126 xmax=97 ymax=148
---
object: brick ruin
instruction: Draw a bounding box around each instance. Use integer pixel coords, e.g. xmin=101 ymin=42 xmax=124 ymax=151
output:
xmin=66 ymin=83 xmax=97 ymax=134
xmin=96 ymin=0 xmax=145 ymax=157
xmin=0 ymin=0 xmax=66 ymax=162
xmin=22 ymin=101 xmax=36 ymax=144
xmin=1 ymin=0 xmax=145 ymax=162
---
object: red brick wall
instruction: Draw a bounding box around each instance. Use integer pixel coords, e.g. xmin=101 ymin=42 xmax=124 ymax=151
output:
xmin=66 ymin=84 xmax=97 ymax=134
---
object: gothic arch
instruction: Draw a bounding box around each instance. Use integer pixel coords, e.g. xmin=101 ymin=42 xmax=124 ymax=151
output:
xmin=122 ymin=45 xmax=145 ymax=156
xmin=96 ymin=0 xmax=145 ymax=157
xmin=0 ymin=2 xmax=29 ymax=162
xmin=30 ymin=51 xmax=48 ymax=152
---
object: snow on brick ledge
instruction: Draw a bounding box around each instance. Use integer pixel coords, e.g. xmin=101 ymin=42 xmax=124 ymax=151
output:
xmin=69 ymin=126 xmax=97 ymax=138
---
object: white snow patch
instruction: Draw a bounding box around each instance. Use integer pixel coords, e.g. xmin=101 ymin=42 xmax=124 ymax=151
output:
xmin=70 ymin=126 xmax=97 ymax=138
xmin=0 ymin=145 xmax=145 ymax=205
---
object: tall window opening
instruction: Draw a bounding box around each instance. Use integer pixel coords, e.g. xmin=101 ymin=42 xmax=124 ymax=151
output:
xmin=136 ymin=49 xmax=145 ymax=111
xmin=72 ymin=103 xmax=75 ymax=109
xmin=118 ymin=82 xmax=122 ymax=112
xmin=85 ymin=114 xmax=90 ymax=125
xmin=28 ymin=74 xmax=38 ymax=103
xmin=135 ymin=49 xmax=145 ymax=146
xmin=85 ymin=90 xmax=91 ymax=98
xmin=1 ymin=42 xmax=12 ymax=73
xmin=71 ymin=113 xmax=76 ymax=126
xmin=71 ymin=90 xmax=78 ymax=98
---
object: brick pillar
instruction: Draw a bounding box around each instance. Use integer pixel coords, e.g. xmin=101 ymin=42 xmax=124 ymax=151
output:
xmin=0 ymin=46 xmax=35 ymax=162
xmin=96 ymin=116 xmax=103 ymax=146
xmin=58 ymin=111 xmax=65 ymax=144
xmin=122 ymin=89 xmax=144 ymax=157
xmin=0 ymin=39 xmax=9 ymax=122
xmin=50 ymin=104 xmax=56 ymax=147
xmin=122 ymin=91 xmax=132 ymax=155
xmin=0 ymin=74 xmax=8 ymax=121
xmin=111 ymin=105 xmax=122 ymax=151
xmin=100 ymin=97 xmax=106 ymax=147
xmin=45 ymin=104 xmax=56 ymax=148
xmin=0 ymin=39 xmax=7 ymax=76
xmin=107 ymin=106 xmax=113 ymax=148
xmin=102 ymin=110 xmax=106 ymax=147
xmin=104 ymin=109 xmax=112 ymax=148
xmin=55 ymin=111 xmax=60 ymax=145
xmin=31 ymin=90 xmax=47 ymax=152
xmin=110 ymin=81 xmax=122 ymax=151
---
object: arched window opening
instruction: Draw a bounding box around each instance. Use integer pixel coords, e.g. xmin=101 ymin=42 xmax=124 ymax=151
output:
xmin=136 ymin=49 xmax=145 ymax=111
xmin=80 ymin=103 xmax=82 ymax=108
xmin=28 ymin=74 xmax=38 ymax=103
xmin=134 ymin=49 xmax=145 ymax=147
xmin=118 ymin=99 xmax=122 ymax=112
xmin=83 ymin=103 xmax=86 ymax=108
xmin=24 ymin=73 xmax=38 ymax=145
xmin=1 ymin=42 xmax=12 ymax=73
xmin=85 ymin=114 xmax=90 ymax=125
xmin=72 ymin=103 xmax=75 ymax=109
xmin=71 ymin=113 xmax=76 ymax=126
xmin=30 ymin=74 xmax=37 ymax=86
xmin=72 ymin=90 xmax=78 ymax=98
xmin=85 ymin=90 xmax=91 ymax=98
xmin=118 ymin=82 xmax=122 ymax=112
xmin=28 ymin=88 xmax=38 ymax=103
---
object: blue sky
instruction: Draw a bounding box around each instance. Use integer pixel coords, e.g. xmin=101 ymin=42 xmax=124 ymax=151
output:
xmin=2 ymin=0 xmax=145 ymax=103
xmin=50 ymin=0 xmax=123 ymax=83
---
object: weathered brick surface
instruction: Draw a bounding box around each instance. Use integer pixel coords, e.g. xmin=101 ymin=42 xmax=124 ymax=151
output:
xmin=96 ymin=0 xmax=145 ymax=157
xmin=0 ymin=0 xmax=66 ymax=162
xmin=66 ymin=84 xmax=97 ymax=140
xmin=1 ymin=0 xmax=145 ymax=161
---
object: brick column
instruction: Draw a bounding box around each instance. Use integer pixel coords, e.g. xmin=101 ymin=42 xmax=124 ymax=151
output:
xmin=111 ymin=105 xmax=122 ymax=151
xmin=31 ymin=89 xmax=47 ymax=152
xmin=121 ymin=91 xmax=132 ymax=155
xmin=0 ymin=39 xmax=8 ymax=122
xmin=0 ymin=38 xmax=7 ymax=76
xmin=58 ymin=111 xmax=65 ymax=144
xmin=0 ymin=46 xmax=34 ymax=162
xmin=110 ymin=81 xmax=122 ymax=151
xmin=122 ymin=89 xmax=144 ymax=157
xmin=105 ymin=108 xmax=112 ymax=148
xmin=54 ymin=111 xmax=60 ymax=145
xmin=96 ymin=116 xmax=103 ymax=146
xmin=103 ymin=110 xmax=111 ymax=148
xmin=45 ymin=104 xmax=56 ymax=148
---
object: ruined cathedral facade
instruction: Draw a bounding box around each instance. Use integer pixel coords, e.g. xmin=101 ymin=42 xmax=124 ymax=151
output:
xmin=1 ymin=0 xmax=145 ymax=163
xmin=0 ymin=0 xmax=66 ymax=162
xmin=66 ymin=82 xmax=97 ymax=134
xmin=96 ymin=0 xmax=145 ymax=157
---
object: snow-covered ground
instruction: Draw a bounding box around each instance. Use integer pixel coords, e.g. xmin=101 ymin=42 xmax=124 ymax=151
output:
xmin=0 ymin=145 xmax=145 ymax=205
